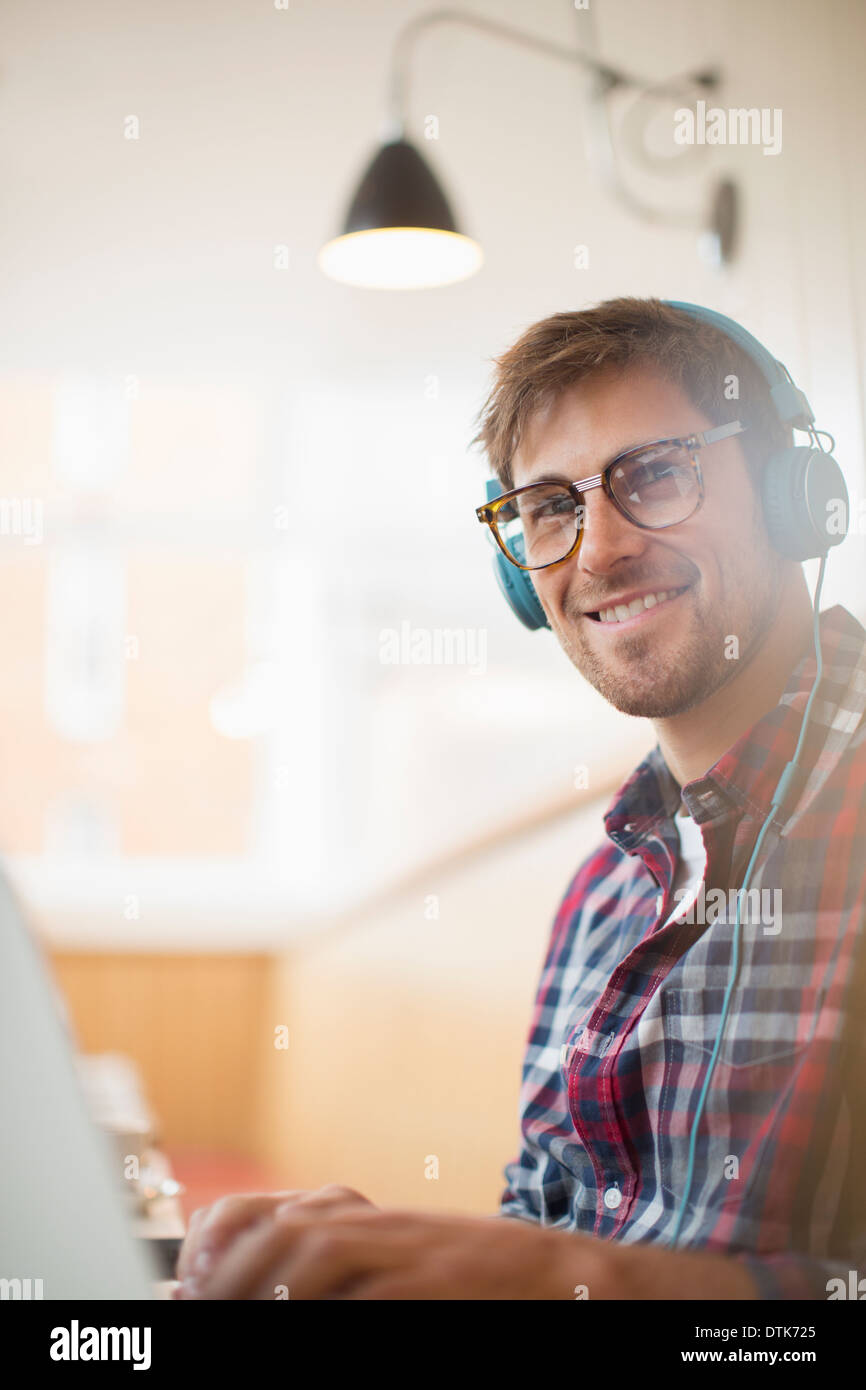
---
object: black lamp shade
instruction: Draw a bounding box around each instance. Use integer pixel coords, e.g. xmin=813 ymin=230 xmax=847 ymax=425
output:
xmin=340 ymin=138 xmax=459 ymax=236
xmin=318 ymin=137 xmax=483 ymax=289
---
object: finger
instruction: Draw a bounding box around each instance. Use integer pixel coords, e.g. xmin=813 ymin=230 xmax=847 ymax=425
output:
xmin=176 ymin=1207 xmax=210 ymax=1283
xmin=280 ymin=1185 xmax=376 ymax=1216
xmin=275 ymin=1186 xmax=376 ymax=1218
xmin=187 ymin=1208 xmax=327 ymax=1300
xmin=178 ymin=1189 xmax=377 ymax=1292
xmin=250 ymin=1223 xmax=411 ymax=1301
xmin=181 ymin=1192 xmax=298 ymax=1279
xmin=192 ymin=1206 xmax=393 ymax=1301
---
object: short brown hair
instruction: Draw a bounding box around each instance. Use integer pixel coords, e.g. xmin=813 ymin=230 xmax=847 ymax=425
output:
xmin=472 ymin=297 xmax=792 ymax=491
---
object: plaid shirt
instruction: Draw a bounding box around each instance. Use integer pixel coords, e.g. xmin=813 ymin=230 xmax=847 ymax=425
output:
xmin=502 ymin=603 xmax=866 ymax=1300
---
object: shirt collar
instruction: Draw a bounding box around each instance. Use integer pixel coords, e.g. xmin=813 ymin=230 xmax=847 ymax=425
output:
xmin=603 ymin=603 xmax=866 ymax=849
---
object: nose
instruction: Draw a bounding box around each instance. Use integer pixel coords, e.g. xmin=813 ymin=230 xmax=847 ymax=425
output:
xmin=574 ymin=484 xmax=648 ymax=575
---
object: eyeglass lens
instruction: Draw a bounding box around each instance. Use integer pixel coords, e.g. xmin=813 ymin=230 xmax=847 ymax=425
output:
xmin=494 ymin=441 xmax=699 ymax=568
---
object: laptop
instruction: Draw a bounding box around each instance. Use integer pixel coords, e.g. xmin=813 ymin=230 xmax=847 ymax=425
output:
xmin=0 ymin=872 xmax=155 ymax=1299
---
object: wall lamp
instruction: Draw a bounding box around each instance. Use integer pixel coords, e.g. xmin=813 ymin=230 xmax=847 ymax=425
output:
xmin=318 ymin=8 xmax=735 ymax=290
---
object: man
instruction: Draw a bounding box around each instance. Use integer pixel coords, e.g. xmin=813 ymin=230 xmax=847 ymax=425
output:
xmin=176 ymin=299 xmax=866 ymax=1299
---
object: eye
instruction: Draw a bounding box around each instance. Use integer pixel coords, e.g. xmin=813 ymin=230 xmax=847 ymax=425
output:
xmin=535 ymin=496 xmax=572 ymax=518
xmin=519 ymin=491 xmax=575 ymax=524
xmin=610 ymin=442 xmax=700 ymax=526
xmin=614 ymin=447 xmax=694 ymax=502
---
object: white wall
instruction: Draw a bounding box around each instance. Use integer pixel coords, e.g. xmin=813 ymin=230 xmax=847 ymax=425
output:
xmin=0 ymin=0 xmax=862 ymax=943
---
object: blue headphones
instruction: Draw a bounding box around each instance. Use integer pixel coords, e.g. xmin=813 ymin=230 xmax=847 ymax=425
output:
xmin=483 ymin=302 xmax=849 ymax=630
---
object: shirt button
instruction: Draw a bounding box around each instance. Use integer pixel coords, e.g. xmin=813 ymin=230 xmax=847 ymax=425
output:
xmin=603 ymin=1185 xmax=622 ymax=1210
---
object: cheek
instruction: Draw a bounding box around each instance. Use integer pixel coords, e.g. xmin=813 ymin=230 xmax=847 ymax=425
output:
xmin=710 ymin=504 xmax=748 ymax=548
xmin=531 ymin=569 xmax=567 ymax=615
xmin=704 ymin=463 xmax=761 ymax=541
xmin=695 ymin=543 xmax=763 ymax=619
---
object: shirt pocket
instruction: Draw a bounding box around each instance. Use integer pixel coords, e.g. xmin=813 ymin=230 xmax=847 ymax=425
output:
xmin=658 ymin=981 xmax=826 ymax=1234
xmin=660 ymin=981 xmax=824 ymax=1072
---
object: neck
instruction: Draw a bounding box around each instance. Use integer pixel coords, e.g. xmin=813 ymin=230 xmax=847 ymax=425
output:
xmin=654 ymin=569 xmax=816 ymax=790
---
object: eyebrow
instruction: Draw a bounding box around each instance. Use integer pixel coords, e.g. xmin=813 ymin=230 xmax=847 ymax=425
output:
xmin=517 ymin=432 xmax=695 ymax=488
xmin=523 ymin=469 xmax=580 ymax=488
xmin=518 ymin=440 xmax=650 ymax=488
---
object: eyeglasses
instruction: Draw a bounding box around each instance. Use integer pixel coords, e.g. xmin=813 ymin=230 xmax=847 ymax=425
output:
xmin=475 ymin=421 xmax=747 ymax=571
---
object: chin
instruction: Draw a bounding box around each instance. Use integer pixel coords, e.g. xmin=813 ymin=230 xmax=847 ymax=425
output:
xmin=578 ymin=657 xmax=718 ymax=719
xmin=604 ymin=686 xmax=709 ymax=719
xmin=564 ymin=607 xmax=729 ymax=718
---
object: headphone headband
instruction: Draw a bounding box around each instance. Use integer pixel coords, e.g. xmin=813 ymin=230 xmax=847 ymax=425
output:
xmin=664 ymin=301 xmax=815 ymax=429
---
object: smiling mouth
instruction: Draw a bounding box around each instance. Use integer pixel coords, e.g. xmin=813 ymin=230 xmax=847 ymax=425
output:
xmin=585 ymin=585 xmax=692 ymax=626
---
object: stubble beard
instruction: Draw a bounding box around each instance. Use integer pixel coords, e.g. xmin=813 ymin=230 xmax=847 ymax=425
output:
xmin=554 ymin=563 xmax=783 ymax=720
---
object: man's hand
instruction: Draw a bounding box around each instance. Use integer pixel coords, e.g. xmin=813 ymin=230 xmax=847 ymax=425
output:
xmin=176 ymin=1204 xmax=617 ymax=1300
xmin=175 ymin=1184 xmax=375 ymax=1293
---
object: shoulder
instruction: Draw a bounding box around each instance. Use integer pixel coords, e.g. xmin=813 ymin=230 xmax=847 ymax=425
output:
xmin=546 ymin=836 xmax=629 ymax=953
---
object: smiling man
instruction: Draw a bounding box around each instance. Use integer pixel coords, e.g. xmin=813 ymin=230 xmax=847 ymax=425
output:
xmin=176 ymin=299 xmax=866 ymax=1300
xmin=504 ymin=362 xmax=812 ymax=751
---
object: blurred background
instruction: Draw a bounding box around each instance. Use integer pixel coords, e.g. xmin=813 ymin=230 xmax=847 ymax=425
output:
xmin=0 ymin=0 xmax=863 ymax=1219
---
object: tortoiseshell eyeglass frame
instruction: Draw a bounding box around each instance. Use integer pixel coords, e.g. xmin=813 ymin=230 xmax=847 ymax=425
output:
xmin=474 ymin=420 xmax=747 ymax=571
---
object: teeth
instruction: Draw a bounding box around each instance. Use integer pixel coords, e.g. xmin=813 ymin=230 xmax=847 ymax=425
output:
xmin=597 ymin=588 xmax=683 ymax=624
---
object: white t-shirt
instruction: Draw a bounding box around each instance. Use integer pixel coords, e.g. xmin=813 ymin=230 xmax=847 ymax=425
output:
xmin=661 ymin=803 xmax=707 ymax=927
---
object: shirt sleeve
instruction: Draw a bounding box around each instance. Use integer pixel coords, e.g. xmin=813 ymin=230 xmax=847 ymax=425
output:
xmin=497 ymin=854 xmax=607 ymax=1228
xmin=499 ymin=1159 xmax=542 ymax=1222
xmin=500 ymin=1145 xmax=579 ymax=1225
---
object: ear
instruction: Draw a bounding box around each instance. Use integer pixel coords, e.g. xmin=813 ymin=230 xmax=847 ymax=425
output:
xmin=761 ymin=447 xmax=849 ymax=560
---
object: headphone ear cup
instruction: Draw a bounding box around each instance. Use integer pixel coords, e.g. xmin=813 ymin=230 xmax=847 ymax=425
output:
xmin=762 ymin=447 xmax=850 ymax=560
xmin=491 ymin=552 xmax=550 ymax=630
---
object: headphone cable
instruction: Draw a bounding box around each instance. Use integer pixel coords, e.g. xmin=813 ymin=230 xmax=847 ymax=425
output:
xmin=668 ymin=552 xmax=828 ymax=1246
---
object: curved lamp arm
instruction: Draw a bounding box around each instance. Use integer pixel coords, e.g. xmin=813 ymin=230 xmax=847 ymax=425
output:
xmin=386 ymin=7 xmax=726 ymax=242
xmin=387 ymin=7 xmax=718 ymax=136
